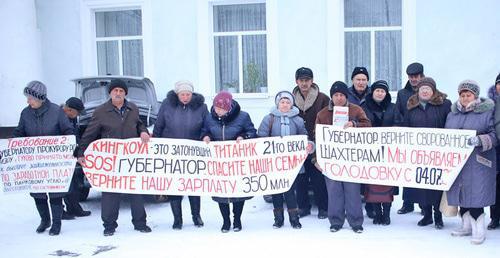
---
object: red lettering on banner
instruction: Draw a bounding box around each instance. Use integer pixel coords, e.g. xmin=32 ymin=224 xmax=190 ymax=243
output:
xmin=214 ymin=142 xmax=257 ymax=158
xmin=84 ymin=154 xmax=114 ymax=172
xmin=248 ymin=158 xmax=273 ymax=174
xmin=274 ymin=154 xmax=307 ymax=172
xmin=177 ymin=178 xmax=236 ymax=194
xmin=85 ymin=172 xmax=136 ymax=190
xmin=91 ymin=140 xmax=148 ymax=155
xmin=324 ymin=163 xmax=410 ymax=183
xmin=387 ymin=146 xmax=406 ymax=163
xmin=409 ymin=150 xmax=462 ymax=168
xmin=142 ymin=176 xmax=172 ymax=191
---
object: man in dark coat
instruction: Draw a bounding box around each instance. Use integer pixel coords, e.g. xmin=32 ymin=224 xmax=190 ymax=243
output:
xmin=77 ymin=79 xmax=152 ymax=236
xmin=291 ymin=67 xmax=330 ymax=219
xmin=13 ymin=81 xmax=75 ymax=236
xmin=487 ymin=73 xmax=500 ymax=230
xmin=395 ymin=62 xmax=425 ymax=215
xmin=347 ymin=67 xmax=370 ymax=106
xmin=61 ymin=97 xmax=91 ymax=219
xmin=403 ymin=77 xmax=451 ymax=229
xmin=153 ymin=80 xmax=208 ymax=230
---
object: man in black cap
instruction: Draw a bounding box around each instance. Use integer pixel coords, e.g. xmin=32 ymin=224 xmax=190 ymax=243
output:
xmin=292 ymin=67 xmax=330 ymax=219
xmin=395 ymin=62 xmax=424 ymax=118
xmin=61 ymin=97 xmax=91 ymax=219
xmin=395 ymin=62 xmax=425 ymax=215
xmin=77 ymin=79 xmax=152 ymax=236
xmin=348 ymin=67 xmax=370 ymax=106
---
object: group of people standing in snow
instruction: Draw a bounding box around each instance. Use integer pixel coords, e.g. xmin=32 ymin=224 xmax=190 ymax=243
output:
xmin=14 ymin=64 xmax=500 ymax=245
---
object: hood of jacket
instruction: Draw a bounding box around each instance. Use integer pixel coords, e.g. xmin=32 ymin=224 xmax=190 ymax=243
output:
xmin=270 ymin=106 xmax=300 ymax=117
xmin=451 ymin=97 xmax=495 ymax=114
xmin=407 ymin=90 xmax=448 ymax=110
xmin=166 ymin=90 xmax=205 ymax=109
xmin=488 ymin=84 xmax=499 ymax=102
xmin=364 ymin=91 xmax=392 ymax=112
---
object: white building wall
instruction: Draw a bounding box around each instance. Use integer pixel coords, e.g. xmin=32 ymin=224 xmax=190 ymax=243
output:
xmin=416 ymin=0 xmax=500 ymax=100
xmin=35 ymin=0 xmax=83 ymax=106
xmin=0 ymin=0 xmax=43 ymax=126
xmin=150 ymin=0 xmax=199 ymax=100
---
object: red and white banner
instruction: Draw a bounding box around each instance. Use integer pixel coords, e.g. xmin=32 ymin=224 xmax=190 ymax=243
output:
xmin=315 ymin=125 xmax=476 ymax=191
xmin=0 ymin=136 xmax=77 ymax=194
xmin=82 ymin=135 xmax=308 ymax=196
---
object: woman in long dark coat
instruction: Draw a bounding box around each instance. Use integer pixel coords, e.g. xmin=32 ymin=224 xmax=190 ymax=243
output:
xmin=360 ymin=80 xmax=401 ymax=225
xmin=153 ymin=80 xmax=208 ymax=230
xmin=486 ymin=73 xmax=500 ymax=230
xmin=445 ymin=80 xmax=497 ymax=244
xmin=201 ymin=91 xmax=257 ymax=233
xmin=403 ymin=77 xmax=451 ymax=229
xmin=13 ymin=81 xmax=74 ymax=236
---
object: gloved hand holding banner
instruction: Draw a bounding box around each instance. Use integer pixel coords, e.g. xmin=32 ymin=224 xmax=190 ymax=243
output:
xmin=315 ymin=125 xmax=476 ymax=191
xmin=0 ymin=135 xmax=77 ymax=194
xmin=82 ymin=135 xmax=308 ymax=197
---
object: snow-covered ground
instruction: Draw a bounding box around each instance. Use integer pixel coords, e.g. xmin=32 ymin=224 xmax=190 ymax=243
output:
xmin=1 ymin=191 xmax=499 ymax=258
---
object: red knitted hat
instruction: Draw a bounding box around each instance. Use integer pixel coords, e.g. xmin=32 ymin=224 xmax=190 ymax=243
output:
xmin=213 ymin=91 xmax=233 ymax=111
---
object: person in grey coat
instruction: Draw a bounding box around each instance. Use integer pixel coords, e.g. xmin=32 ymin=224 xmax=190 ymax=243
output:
xmin=257 ymin=91 xmax=313 ymax=229
xmin=445 ymin=80 xmax=497 ymax=245
xmin=153 ymin=80 xmax=208 ymax=230
xmin=487 ymin=73 xmax=500 ymax=230
xmin=13 ymin=81 xmax=75 ymax=236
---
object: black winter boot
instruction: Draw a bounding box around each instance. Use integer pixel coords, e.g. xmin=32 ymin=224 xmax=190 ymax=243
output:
xmin=219 ymin=203 xmax=231 ymax=233
xmin=288 ymin=209 xmax=302 ymax=229
xmin=487 ymin=218 xmax=500 ymax=230
xmin=418 ymin=205 xmax=433 ymax=226
xmin=232 ymin=201 xmax=244 ymax=232
xmin=35 ymin=199 xmax=51 ymax=233
xmin=381 ymin=203 xmax=391 ymax=225
xmin=189 ymin=196 xmax=204 ymax=227
xmin=434 ymin=208 xmax=444 ymax=229
xmin=170 ymin=200 xmax=183 ymax=230
xmin=365 ymin=203 xmax=375 ymax=219
xmin=373 ymin=203 xmax=383 ymax=225
xmin=49 ymin=202 xmax=63 ymax=236
xmin=273 ymin=208 xmax=284 ymax=229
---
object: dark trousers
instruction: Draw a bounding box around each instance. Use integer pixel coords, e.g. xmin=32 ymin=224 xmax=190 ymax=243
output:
xmin=101 ymin=192 xmax=146 ymax=230
xmin=296 ymin=156 xmax=328 ymax=211
xmin=218 ymin=201 xmax=245 ymax=221
xmin=402 ymin=187 xmax=415 ymax=208
xmin=460 ymin=207 xmax=485 ymax=220
xmin=64 ymin=166 xmax=85 ymax=214
xmin=489 ymin=173 xmax=500 ymax=220
xmin=168 ymin=195 xmax=201 ymax=216
xmin=272 ymin=179 xmax=298 ymax=210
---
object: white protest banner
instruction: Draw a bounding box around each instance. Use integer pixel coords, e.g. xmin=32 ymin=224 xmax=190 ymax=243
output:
xmin=0 ymin=135 xmax=77 ymax=194
xmin=82 ymin=135 xmax=308 ymax=197
xmin=315 ymin=125 xmax=476 ymax=191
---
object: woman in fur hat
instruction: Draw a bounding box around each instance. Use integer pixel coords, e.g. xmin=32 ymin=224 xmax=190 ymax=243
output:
xmin=445 ymin=80 xmax=497 ymax=244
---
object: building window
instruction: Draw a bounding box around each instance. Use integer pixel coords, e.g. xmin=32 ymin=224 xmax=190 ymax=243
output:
xmin=212 ymin=3 xmax=268 ymax=94
xmin=344 ymin=0 xmax=402 ymax=90
xmin=95 ymin=9 xmax=144 ymax=76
